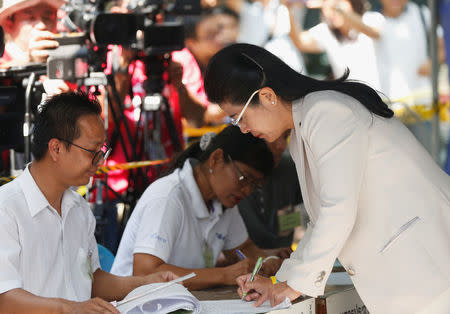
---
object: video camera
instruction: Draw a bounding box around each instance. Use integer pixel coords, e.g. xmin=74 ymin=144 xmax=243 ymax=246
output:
xmin=47 ymin=0 xmax=200 ymax=81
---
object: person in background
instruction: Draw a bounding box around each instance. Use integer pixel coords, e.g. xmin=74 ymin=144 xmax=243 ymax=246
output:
xmin=238 ymin=130 xmax=303 ymax=249
xmin=367 ymin=0 xmax=446 ymax=102
xmin=227 ymin=0 xmax=307 ymax=73
xmin=286 ymin=0 xmax=381 ymax=88
xmin=0 ymin=0 xmax=62 ymax=67
xmin=168 ymin=6 xmax=240 ymax=128
xmin=0 ymin=92 xmax=177 ymax=313
xmin=204 ymin=43 xmax=450 ymax=314
xmin=111 ymin=125 xmax=286 ymax=290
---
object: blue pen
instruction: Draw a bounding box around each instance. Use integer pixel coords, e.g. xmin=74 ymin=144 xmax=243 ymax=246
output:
xmin=235 ymin=249 xmax=246 ymax=260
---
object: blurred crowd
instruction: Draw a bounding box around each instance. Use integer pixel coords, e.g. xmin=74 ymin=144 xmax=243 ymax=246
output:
xmin=1 ymin=0 xmax=449 ymax=186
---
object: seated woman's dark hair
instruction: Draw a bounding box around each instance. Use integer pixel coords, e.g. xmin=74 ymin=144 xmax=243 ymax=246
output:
xmin=204 ymin=43 xmax=393 ymax=119
xmin=166 ymin=125 xmax=274 ymax=177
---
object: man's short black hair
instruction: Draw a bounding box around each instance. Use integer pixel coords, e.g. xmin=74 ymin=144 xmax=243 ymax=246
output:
xmin=31 ymin=92 xmax=102 ymax=161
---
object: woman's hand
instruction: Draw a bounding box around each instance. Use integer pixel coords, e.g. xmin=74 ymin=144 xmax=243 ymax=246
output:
xmin=236 ymin=274 xmax=302 ymax=307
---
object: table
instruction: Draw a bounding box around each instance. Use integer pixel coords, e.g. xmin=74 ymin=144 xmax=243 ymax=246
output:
xmin=192 ymin=273 xmax=367 ymax=314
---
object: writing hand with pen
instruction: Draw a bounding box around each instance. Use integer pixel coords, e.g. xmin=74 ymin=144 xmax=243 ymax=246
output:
xmin=235 ymin=249 xmax=301 ymax=308
xmin=236 ymin=273 xmax=302 ymax=307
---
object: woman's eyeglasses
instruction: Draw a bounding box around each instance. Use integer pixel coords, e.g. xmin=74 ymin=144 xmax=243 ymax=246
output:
xmin=229 ymin=156 xmax=264 ymax=190
xmin=58 ymin=138 xmax=112 ymax=166
xmin=230 ymin=89 xmax=260 ymax=127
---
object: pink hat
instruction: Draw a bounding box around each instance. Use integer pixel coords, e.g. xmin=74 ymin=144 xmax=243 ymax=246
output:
xmin=0 ymin=0 xmax=65 ymax=23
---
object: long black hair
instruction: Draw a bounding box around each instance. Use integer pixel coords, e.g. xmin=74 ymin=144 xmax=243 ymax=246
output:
xmin=204 ymin=43 xmax=393 ymax=118
xmin=166 ymin=125 xmax=274 ymax=176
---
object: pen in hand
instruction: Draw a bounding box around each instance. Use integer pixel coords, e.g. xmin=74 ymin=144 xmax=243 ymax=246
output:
xmin=242 ymin=256 xmax=263 ymax=300
xmin=235 ymin=249 xmax=246 ymax=260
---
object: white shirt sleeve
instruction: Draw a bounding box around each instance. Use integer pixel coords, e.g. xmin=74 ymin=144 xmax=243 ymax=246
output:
xmin=223 ymin=207 xmax=248 ymax=250
xmin=0 ymin=207 xmax=23 ymax=294
xmin=307 ymin=23 xmax=333 ymax=52
xmin=133 ymin=197 xmax=183 ymax=263
xmin=276 ymin=97 xmax=369 ymax=297
xmin=362 ymin=11 xmax=385 ymax=30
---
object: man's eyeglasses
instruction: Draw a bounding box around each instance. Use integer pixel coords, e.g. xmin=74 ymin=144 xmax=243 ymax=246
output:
xmin=229 ymin=156 xmax=264 ymax=190
xmin=230 ymin=89 xmax=260 ymax=127
xmin=58 ymin=138 xmax=112 ymax=166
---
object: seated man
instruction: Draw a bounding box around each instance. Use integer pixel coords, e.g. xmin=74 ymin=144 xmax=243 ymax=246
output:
xmin=0 ymin=92 xmax=176 ymax=313
xmin=238 ymin=131 xmax=304 ymax=249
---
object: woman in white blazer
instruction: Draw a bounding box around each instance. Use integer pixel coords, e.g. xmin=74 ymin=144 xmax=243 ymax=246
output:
xmin=204 ymin=43 xmax=450 ymax=314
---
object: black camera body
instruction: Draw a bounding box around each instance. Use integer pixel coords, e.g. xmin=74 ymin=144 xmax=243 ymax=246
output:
xmin=47 ymin=0 xmax=200 ymax=81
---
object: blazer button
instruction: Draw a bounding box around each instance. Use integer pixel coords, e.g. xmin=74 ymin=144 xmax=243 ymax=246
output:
xmin=315 ymin=280 xmax=322 ymax=287
xmin=347 ymin=267 xmax=356 ymax=276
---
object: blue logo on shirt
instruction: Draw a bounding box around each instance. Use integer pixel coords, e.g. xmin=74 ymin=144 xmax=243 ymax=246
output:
xmin=150 ymin=233 xmax=167 ymax=244
xmin=215 ymin=232 xmax=226 ymax=241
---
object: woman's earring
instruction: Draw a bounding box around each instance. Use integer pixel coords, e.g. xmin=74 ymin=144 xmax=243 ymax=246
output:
xmin=209 ymin=168 xmax=213 ymax=174
xmin=271 ymin=101 xmax=275 ymax=104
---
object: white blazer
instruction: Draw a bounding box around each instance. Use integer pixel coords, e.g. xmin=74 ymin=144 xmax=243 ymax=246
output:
xmin=276 ymin=91 xmax=450 ymax=314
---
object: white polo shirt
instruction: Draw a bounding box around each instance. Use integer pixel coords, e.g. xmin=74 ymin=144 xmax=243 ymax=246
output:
xmin=111 ymin=159 xmax=248 ymax=276
xmin=0 ymin=166 xmax=100 ymax=301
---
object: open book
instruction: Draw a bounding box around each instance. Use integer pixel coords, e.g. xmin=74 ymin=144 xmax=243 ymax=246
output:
xmin=116 ymin=273 xmax=200 ymax=314
xmin=116 ymin=281 xmax=200 ymax=314
xmin=115 ymin=272 xmax=291 ymax=314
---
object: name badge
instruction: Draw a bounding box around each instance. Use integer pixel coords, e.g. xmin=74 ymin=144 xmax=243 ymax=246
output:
xmin=84 ymin=250 xmax=94 ymax=281
xmin=278 ymin=204 xmax=302 ymax=234
xmin=203 ymin=241 xmax=214 ymax=268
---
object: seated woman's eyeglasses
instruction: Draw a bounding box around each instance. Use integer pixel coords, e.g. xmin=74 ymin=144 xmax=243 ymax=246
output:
xmin=57 ymin=138 xmax=112 ymax=166
xmin=229 ymin=156 xmax=264 ymax=190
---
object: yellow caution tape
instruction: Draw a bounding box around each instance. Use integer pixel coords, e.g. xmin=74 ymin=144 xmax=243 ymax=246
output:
xmin=0 ymin=176 xmax=15 ymax=186
xmin=0 ymin=159 xmax=169 ymax=187
xmin=387 ymin=90 xmax=450 ymax=123
xmin=96 ymin=159 xmax=169 ymax=175
xmin=77 ymin=185 xmax=88 ymax=196
xmin=183 ymin=124 xmax=228 ymax=138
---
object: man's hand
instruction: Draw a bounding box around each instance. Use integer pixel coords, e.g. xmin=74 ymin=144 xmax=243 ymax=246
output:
xmin=28 ymin=22 xmax=58 ymax=63
xmin=142 ymin=270 xmax=178 ymax=285
xmin=65 ymin=297 xmax=120 ymax=313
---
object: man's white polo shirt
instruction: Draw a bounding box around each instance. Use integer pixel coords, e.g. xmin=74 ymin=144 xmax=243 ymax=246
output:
xmin=0 ymin=166 xmax=100 ymax=301
xmin=111 ymin=159 xmax=248 ymax=276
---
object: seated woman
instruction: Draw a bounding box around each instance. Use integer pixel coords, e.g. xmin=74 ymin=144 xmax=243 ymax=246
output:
xmin=111 ymin=125 xmax=282 ymax=290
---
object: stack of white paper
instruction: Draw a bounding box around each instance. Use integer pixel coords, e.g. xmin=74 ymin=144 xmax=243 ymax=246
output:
xmin=200 ymin=297 xmax=291 ymax=314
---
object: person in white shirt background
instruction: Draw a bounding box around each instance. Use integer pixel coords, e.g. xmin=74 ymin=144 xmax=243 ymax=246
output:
xmin=284 ymin=0 xmax=381 ymax=89
xmin=0 ymin=92 xmax=177 ymax=313
xmin=111 ymin=125 xmax=289 ymax=290
xmin=226 ymin=0 xmax=307 ymax=73
xmin=365 ymin=0 xmax=446 ymax=102
xmin=204 ymin=43 xmax=450 ymax=314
